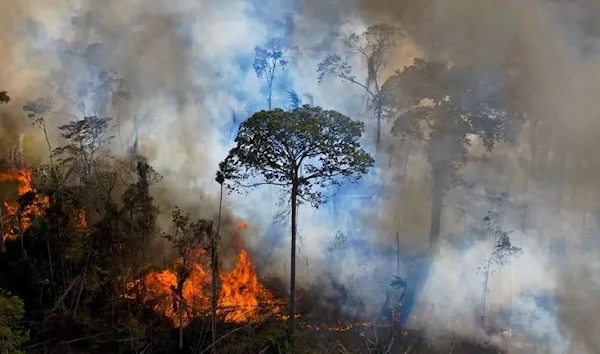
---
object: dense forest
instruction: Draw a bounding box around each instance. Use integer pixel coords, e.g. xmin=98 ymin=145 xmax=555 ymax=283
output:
xmin=2 ymin=1 xmax=600 ymax=352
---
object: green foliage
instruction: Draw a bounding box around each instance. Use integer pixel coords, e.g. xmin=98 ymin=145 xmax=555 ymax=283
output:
xmin=53 ymin=117 xmax=115 ymax=163
xmin=0 ymin=290 xmax=29 ymax=354
xmin=218 ymin=105 xmax=374 ymax=207
xmin=165 ymin=206 xmax=213 ymax=275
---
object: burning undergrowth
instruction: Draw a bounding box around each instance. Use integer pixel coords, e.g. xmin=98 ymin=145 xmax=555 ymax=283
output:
xmin=125 ymin=220 xmax=287 ymax=326
xmin=0 ymin=168 xmax=50 ymax=243
xmin=0 ymin=163 xmax=513 ymax=354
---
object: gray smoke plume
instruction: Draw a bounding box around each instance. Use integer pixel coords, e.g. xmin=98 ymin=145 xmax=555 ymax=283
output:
xmin=351 ymin=0 xmax=600 ymax=352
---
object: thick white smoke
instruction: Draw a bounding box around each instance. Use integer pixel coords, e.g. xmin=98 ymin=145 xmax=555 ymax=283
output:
xmin=2 ymin=0 xmax=600 ymax=353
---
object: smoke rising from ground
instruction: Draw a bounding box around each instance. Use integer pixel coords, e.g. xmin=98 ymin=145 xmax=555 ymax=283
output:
xmin=355 ymin=0 xmax=600 ymax=353
xmin=1 ymin=0 xmax=600 ymax=352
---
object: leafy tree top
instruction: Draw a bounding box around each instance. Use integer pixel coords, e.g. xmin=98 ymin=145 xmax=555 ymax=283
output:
xmin=218 ymin=105 xmax=374 ymax=207
xmin=253 ymin=37 xmax=289 ymax=78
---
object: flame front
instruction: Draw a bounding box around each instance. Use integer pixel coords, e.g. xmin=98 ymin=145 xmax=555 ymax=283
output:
xmin=0 ymin=169 xmax=49 ymax=241
xmin=131 ymin=225 xmax=283 ymax=326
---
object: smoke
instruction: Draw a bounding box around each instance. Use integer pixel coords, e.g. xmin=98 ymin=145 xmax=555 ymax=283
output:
xmin=2 ymin=0 xmax=600 ymax=352
xmin=0 ymin=0 xmax=375 ymax=304
xmin=351 ymin=0 xmax=600 ymax=352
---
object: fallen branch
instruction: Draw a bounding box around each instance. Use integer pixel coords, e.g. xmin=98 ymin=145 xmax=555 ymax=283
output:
xmin=50 ymin=276 xmax=81 ymax=313
xmin=199 ymin=322 xmax=254 ymax=354
xmin=258 ymin=345 xmax=271 ymax=354
xmin=22 ymin=338 xmax=57 ymax=350
xmin=61 ymin=332 xmax=106 ymax=345
xmin=337 ymin=340 xmax=352 ymax=354
xmin=449 ymin=336 xmax=456 ymax=354
xmin=384 ymin=334 xmax=394 ymax=354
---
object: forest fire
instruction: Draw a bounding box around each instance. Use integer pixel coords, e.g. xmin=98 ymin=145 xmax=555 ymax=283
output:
xmin=129 ymin=220 xmax=285 ymax=326
xmin=0 ymin=169 xmax=49 ymax=241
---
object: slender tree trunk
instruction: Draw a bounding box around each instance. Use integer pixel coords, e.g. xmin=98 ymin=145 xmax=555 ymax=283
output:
xmin=47 ymin=234 xmax=54 ymax=281
xmin=267 ymin=69 xmax=275 ymax=110
xmin=375 ymin=105 xmax=382 ymax=150
xmin=396 ymin=232 xmax=400 ymax=275
xmin=555 ymin=151 xmax=566 ymax=212
xmin=305 ymin=258 xmax=309 ymax=285
xmin=17 ymin=212 xmax=26 ymax=260
xmin=178 ymin=297 xmax=184 ymax=351
xmin=0 ymin=205 xmax=5 ymax=253
xmin=268 ymin=89 xmax=273 ymax=111
xmin=481 ymin=257 xmax=492 ymax=328
xmin=42 ymin=126 xmax=53 ymax=166
xmin=429 ymin=185 xmax=444 ymax=249
xmin=400 ymin=183 xmax=443 ymax=324
xmin=288 ymin=178 xmax=299 ymax=346
xmin=211 ymin=182 xmax=224 ymax=354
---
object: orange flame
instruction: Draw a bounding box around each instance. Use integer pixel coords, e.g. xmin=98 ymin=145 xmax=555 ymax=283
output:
xmin=129 ymin=221 xmax=283 ymax=326
xmin=0 ymin=169 xmax=49 ymax=241
xmin=0 ymin=169 xmax=87 ymax=242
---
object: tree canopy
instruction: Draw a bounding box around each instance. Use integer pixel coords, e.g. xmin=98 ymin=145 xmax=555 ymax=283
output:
xmin=317 ymin=24 xmax=404 ymax=148
xmin=381 ymin=58 xmax=524 ymax=193
xmin=219 ymin=105 xmax=374 ymax=206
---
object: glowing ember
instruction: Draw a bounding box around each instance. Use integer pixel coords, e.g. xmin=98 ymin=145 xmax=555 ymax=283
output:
xmin=130 ymin=222 xmax=284 ymax=326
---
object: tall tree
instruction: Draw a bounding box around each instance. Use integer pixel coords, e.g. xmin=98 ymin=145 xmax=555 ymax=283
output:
xmin=121 ymin=157 xmax=162 ymax=273
xmin=53 ymin=116 xmax=115 ymax=183
xmin=218 ymin=105 xmax=374 ymax=342
xmin=380 ymin=58 xmax=524 ymax=322
xmin=23 ymin=98 xmax=55 ymax=165
xmin=317 ymin=24 xmax=404 ymax=149
xmin=211 ymin=171 xmax=225 ymax=354
xmin=253 ymin=37 xmax=289 ymax=110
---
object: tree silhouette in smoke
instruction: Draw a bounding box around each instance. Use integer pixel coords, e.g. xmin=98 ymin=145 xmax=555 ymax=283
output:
xmin=253 ymin=37 xmax=290 ymax=110
xmin=380 ymin=58 xmax=525 ymax=324
xmin=318 ymin=24 xmax=404 ymax=150
xmin=218 ymin=105 xmax=374 ymax=340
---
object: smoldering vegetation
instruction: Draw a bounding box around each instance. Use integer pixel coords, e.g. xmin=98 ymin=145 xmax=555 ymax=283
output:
xmin=0 ymin=0 xmax=599 ymax=353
